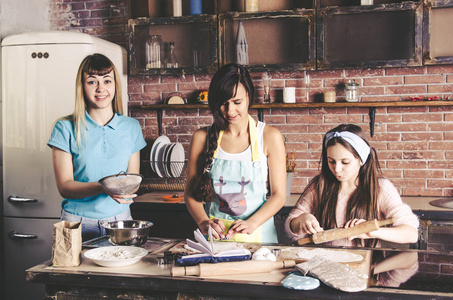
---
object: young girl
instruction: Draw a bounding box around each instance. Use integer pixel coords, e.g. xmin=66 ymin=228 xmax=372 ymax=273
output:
xmin=285 ymin=124 xmax=418 ymax=247
xmin=184 ymin=63 xmax=286 ymax=243
xmin=48 ymin=53 xmax=146 ymax=241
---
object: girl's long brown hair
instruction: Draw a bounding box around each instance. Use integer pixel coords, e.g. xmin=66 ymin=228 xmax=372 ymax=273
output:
xmin=309 ymin=124 xmax=383 ymax=247
xmin=190 ymin=63 xmax=255 ymax=202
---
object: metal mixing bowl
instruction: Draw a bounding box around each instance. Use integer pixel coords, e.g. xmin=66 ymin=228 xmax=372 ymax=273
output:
xmin=99 ymin=172 xmax=143 ymax=195
xmin=102 ymin=220 xmax=153 ymax=246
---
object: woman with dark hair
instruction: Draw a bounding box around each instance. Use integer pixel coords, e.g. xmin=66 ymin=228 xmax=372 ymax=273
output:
xmin=285 ymin=124 xmax=418 ymax=247
xmin=184 ymin=63 xmax=286 ymax=243
xmin=48 ymin=53 xmax=146 ymax=241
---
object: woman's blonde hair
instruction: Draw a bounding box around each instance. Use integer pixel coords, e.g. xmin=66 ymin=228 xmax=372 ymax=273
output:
xmin=66 ymin=53 xmax=123 ymax=150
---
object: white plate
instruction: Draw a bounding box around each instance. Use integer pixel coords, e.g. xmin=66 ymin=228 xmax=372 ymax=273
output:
xmin=153 ymin=137 xmax=171 ymax=178
xmin=163 ymin=143 xmax=175 ymax=178
xmin=170 ymin=142 xmax=185 ymax=177
xmin=156 ymin=142 xmax=171 ymax=178
xmin=83 ymin=246 xmax=148 ymax=267
xmin=150 ymin=136 xmax=170 ymax=173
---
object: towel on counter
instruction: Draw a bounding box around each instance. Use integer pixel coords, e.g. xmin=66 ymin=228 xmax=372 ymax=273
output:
xmin=295 ymin=255 xmax=368 ymax=292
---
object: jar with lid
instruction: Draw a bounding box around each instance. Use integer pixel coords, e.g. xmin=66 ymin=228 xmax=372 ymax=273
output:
xmin=345 ymin=79 xmax=359 ymax=102
xmin=145 ymin=35 xmax=162 ymax=69
xmin=166 ymin=42 xmax=178 ymax=68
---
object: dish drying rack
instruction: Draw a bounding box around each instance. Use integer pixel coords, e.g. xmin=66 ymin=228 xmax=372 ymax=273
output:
xmin=140 ymin=161 xmax=187 ymax=192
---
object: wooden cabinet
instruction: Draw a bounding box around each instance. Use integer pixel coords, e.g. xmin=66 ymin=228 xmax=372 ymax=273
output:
xmin=423 ymin=0 xmax=453 ymax=65
xmin=219 ymin=10 xmax=316 ymax=72
xmin=317 ymin=1 xmax=423 ymax=69
xmin=128 ymin=0 xmax=450 ymax=75
xmin=128 ymin=15 xmax=218 ymax=75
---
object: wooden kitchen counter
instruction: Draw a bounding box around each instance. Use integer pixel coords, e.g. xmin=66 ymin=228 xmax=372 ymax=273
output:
xmin=26 ymin=243 xmax=453 ymax=300
xmin=133 ymin=191 xmax=453 ymax=216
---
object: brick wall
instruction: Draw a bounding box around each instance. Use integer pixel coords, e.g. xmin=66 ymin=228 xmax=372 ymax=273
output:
xmin=49 ymin=0 xmax=453 ymax=197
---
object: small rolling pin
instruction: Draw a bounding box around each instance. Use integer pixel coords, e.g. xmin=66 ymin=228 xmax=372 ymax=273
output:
xmin=171 ymin=259 xmax=296 ymax=277
xmin=297 ymin=217 xmax=396 ymax=245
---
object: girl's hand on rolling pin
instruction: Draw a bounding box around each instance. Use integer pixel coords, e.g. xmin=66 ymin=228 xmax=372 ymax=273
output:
xmin=344 ymin=218 xmax=372 ymax=240
xmin=199 ymin=218 xmax=226 ymax=240
xmin=110 ymin=194 xmax=136 ymax=204
xmin=296 ymin=213 xmax=323 ymax=235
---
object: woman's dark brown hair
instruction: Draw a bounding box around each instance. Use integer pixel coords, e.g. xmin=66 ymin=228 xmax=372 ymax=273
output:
xmin=308 ymin=124 xmax=383 ymax=247
xmin=190 ymin=63 xmax=255 ymax=202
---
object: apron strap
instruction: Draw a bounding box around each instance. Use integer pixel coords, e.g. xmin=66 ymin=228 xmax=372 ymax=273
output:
xmin=213 ymin=115 xmax=260 ymax=162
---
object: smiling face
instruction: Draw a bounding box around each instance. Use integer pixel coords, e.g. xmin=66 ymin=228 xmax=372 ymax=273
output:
xmin=327 ymin=143 xmax=362 ymax=185
xmin=220 ymin=83 xmax=249 ymax=125
xmin=83 ymin=70 xmax=116 ymax=111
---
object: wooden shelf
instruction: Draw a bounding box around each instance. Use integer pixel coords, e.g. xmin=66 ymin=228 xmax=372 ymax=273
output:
xmin=130 ymin=100 xmax=453 ymax=137
xmin=129 ymin=100 xmax=453 ymax=111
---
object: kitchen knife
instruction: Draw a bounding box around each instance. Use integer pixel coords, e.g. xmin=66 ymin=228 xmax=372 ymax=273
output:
xmin=297 ymin=217 xmax=396 ymax=245
xmin=171 ymin=259 xmax=296 ymax=277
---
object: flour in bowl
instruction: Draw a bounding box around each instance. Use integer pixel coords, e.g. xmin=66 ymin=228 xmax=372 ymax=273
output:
xmin=87 ymin=247 xmax=145 ymax=261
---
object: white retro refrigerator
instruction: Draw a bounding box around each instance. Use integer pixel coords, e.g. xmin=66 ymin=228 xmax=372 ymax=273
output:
xmin=1 ymin=31 xmax=127 ymax=300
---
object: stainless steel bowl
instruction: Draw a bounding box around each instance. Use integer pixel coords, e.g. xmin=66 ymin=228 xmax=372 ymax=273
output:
xmin=102 ymin=220 xmax=153 ymax=246
xmin=99 ymin=172 xmax=143 ymax=195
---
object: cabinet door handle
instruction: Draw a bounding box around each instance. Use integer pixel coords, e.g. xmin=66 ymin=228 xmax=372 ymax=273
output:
xmin=7 ymin=195 xmax=38 ymax=203
xmin=8 ymin=231 xmax=38 ymax=239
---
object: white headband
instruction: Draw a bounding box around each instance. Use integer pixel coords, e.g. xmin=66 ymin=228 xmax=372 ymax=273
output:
xmin=324 ymin=131 xmax=370 ymax=163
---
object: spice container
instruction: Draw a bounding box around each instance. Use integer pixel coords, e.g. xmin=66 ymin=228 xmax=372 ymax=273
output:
xmin=324 ymin=91 xmax=336 ymax=103
xmin=166 ymin=42 xmax=178 ymax=68
xmin=345 ymin=79 xmax=359 ymax=102
xmin=245 ymin=0 xmax=259 ymax=12
xmin=173 ymin=0 xmax=182 ymax=16
xmin=145 ymin=35 xmax=162 ymax=69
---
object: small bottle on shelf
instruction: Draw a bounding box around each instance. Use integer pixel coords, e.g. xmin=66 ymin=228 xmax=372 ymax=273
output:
xmin=167 ymin=42 xmax=178 ymax=68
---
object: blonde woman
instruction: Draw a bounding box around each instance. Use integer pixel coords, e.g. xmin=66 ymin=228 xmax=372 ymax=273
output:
xmin=48 ymin=53 xmax=146 ymax=241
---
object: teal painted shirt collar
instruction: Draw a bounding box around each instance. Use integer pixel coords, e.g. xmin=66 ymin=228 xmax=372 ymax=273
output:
xmin=85 ymin=110 xmax=120 ymax=131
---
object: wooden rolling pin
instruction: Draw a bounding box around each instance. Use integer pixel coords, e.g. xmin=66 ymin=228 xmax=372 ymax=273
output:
xmin=171 ymin=260 xmax=296 ymax=277
xmin=297 ymin=217 xmax=396 ymax=245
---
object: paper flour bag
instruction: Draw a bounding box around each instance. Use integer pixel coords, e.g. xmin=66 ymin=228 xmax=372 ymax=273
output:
xmin=51 ymin=221 xmax=82 ymax=267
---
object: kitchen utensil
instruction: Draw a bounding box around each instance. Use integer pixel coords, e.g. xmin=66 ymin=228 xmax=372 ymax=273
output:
xmin=345 ymin=79 xmax=359 ymax=102
xmin=297 ymin=218 xmax=395 ymax=245
xmin=102 ymin=220 xmax=153 ymax=246
xmin=145 ymin=35 xmax=162 ymax=69
xmin=161 ymin=194 xmax=184 ymax=201
xmin=163 ymin=143 xmax=175 ymax=177
xmin=169 ymin=142 xmax=185 ymax=177
xmin=156 ymin=138 xmax=171 ymax=178
xmin=98 ymin=172 xmax=143 ymax=195
xmin=83 ymin=246 xmax=148 ymax=267
xmin=171 ymin=259 xmax=296 ymax=277
xmin=150 ymin=136 xmax=170 ymax=173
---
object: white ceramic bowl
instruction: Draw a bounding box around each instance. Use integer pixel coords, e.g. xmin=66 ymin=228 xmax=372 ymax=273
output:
xmin=83 ymin=246 xmax=148 ymax=267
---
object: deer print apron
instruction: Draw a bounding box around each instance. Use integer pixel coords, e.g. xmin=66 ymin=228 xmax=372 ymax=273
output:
xmin=206 ymin=115 xmax=278 ymax=243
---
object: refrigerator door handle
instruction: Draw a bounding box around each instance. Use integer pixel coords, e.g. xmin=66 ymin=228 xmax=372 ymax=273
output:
xmin=8 ymin=195 xmax=38 ymax=203
xmin=8 ymin=231 xmax=38 ymax=239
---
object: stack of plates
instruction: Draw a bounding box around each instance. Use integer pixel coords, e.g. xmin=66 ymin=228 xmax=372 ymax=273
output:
xmin=150 ymin=136 xmax=185 ymax=178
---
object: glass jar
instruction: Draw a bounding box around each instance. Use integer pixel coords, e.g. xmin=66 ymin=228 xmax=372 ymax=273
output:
xmin=345 ymin=79 xmax=359 ymax=102
xmin=145 ymin=35 xmax=162 ymax=69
